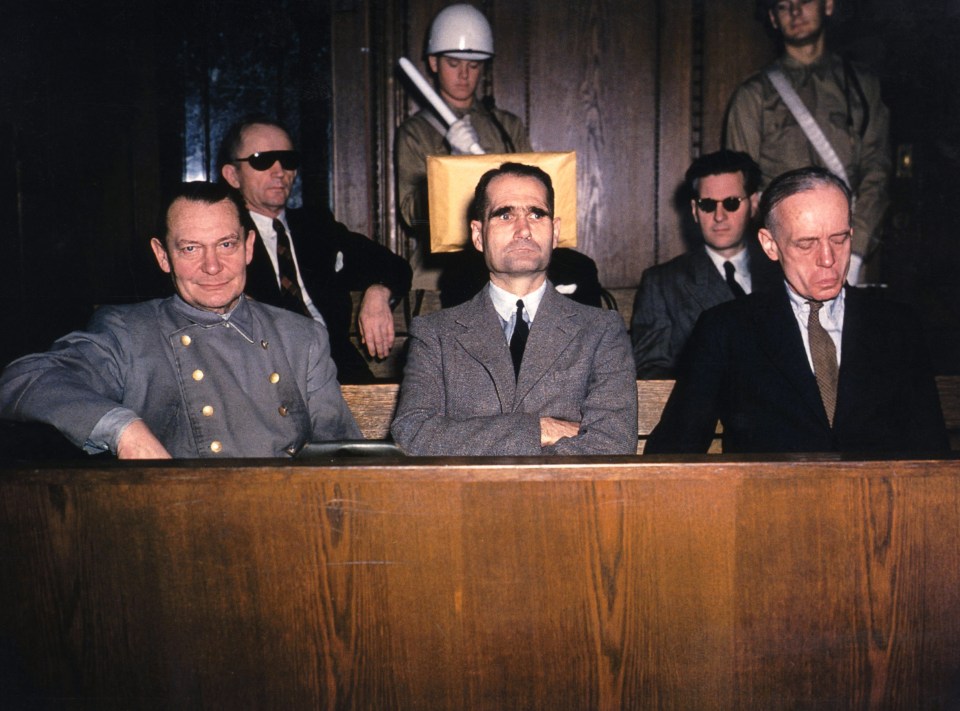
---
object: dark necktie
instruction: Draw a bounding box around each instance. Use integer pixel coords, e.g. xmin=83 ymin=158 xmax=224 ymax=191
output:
xmin=272 ymin=219 xmax=310 ymax=316
xmin=808 ymin=300 xmax=838 ymax=427
xmin=509 ymin=299 xmax=529 ymax=379
xmin=723 ymin=260 xmax=747 ymax=299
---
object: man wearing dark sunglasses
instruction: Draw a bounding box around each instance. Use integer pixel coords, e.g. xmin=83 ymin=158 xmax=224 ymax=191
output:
xmin=219 ymin=117 xmax=411 ymax=383
xmin=631 ymin=150 xmax=782 ymax=378
xmin=647 ymin=167 xmax=947 ymax=455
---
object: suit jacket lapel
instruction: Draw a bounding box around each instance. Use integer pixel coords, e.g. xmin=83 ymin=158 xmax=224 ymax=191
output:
xmin=683 ymin=249 xmax=734 ymax=311
xmin=834 ymin=286 xmax=871 ymax=427
xmin=244 ymin=222 xmax=284 ymax=304
xmin=513 ymin=285 xmax=578 ymax=407
xmin=454 ymin=287 xmax=517 ymax=411
xmin=753 ymin=288 xmax=830 ymax=425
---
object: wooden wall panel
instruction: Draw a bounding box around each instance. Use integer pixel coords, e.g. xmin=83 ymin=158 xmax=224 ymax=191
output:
xmin=701 ymin=1 xmax=777 ymax=152
xmin=2 ymin=459 xmax=960 ymax=708
xmin=526 ymin=0 xmax=658 ymax=288
xmin=486 ymin=0 xmax=531 ymax=134
xmin=656 ymin=0 xmax=695 ymax=265
xmin=331 ymin=0 xmax=376 ymax=239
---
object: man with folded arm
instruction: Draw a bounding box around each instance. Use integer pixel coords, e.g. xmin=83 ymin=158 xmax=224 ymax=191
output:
xmin=391 ymin=162 xmax=637 ymax=456
xmin=646 ymin=167 xmax=947 ymax=454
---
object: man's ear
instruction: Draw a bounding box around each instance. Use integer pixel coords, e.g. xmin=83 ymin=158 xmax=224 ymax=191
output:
xmin=768 ymin=9 xmax=779 ymax=30
xmin=551 ymin=216 xmax=560 ymax=249
xmin=470 ymin=220 xmax=484 ymax=252
xmin=748 ymin=192 xmax=760 ymax=216
xmin=150 ymin=237 xmax=172 ymax=273
xmin=824 ymin=0 xmax=834 ymax=17
xmin=757 ymin=228 xmax=781 ymax=262
xmin=690 ymin=199 xmax=702 ymax=226
xmin=221 ymin=163 xmax=241 ymax=190
xmin=244 ymin=229 xmax=256 ymax=265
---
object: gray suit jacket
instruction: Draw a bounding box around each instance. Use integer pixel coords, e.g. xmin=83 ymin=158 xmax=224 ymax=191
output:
xmin=391 ymin=283 xmax=638 ymax=455
xmin=631 ymin=245 xmax=782 ymax=378
xmin=0 ymin=295 xmax=361 ymax=457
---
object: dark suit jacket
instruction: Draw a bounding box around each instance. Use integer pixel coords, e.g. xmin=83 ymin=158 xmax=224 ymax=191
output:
xmin=645 ymin=285 xmax=949 ymax=454
xmin=391 ymin=283 xmax=638 ymax=456
xmin=244 ymin=206 xmax=412 ymax=383
xmin=631 ymin=243 xmax=782 ymax=378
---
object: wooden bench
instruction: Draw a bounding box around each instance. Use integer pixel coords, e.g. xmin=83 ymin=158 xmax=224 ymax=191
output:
xmin=3 ymin=457 xmax=959 ymax=708
xmin=344 ymin=375 xmax=960 ymax=452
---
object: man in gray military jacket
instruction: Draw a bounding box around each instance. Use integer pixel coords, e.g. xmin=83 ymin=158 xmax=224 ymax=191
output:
xmin=0 ymin=182 xmax=360 ymax=459
xmin=391 ymin=162 xmax=637 ymax=456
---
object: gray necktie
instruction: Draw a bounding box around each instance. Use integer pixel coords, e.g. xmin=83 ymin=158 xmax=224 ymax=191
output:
xmin=808 ymin=300 xmax=838 ymax=426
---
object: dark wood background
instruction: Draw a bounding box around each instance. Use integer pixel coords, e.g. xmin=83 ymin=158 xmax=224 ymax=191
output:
xmin=0 ymin=0 xmax=957 ymax=368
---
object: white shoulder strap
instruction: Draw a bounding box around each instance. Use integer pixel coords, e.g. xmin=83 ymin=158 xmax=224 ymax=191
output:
xmin=766 ymin=67 xmax=851 ymax=188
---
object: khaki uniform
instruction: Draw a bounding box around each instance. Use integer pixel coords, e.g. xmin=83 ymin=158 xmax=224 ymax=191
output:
xmin=396 ymin=102 xmax=531 ymax=289
xmin=725 ymin=52 xmax=891 ymax=260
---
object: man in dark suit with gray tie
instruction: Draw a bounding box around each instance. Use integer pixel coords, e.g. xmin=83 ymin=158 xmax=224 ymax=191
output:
xmin=391 ymin=162 xmax=637 ymax=456
xmin=631 ymin=150 xmax=782 ymax=377
xmin=646 ymin=166 xmax=947 ymax=454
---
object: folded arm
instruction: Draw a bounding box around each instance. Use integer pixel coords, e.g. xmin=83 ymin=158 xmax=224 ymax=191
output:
xmin=390 ymin=319 xmax=543 ymax=455
xmin=542 ymin=313 xmax=638 ymax=455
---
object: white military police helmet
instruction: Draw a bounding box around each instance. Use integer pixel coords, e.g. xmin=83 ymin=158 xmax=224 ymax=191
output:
xmin=427 ymin=3 xmax=494 ymax=60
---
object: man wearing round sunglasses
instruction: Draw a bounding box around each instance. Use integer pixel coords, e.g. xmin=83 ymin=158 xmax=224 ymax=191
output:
xmin=219 ymin=117 xmax=412 ymax=384
xmin=646 ymin=167 xmax=946 ymax=454
xmin=631 ymin=150 xmax=782 ymax=378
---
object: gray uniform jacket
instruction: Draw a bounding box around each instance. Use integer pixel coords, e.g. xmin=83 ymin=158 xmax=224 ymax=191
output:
xmin=0 ymin=295 xmax=361 ymax=457
xmin=391 ymin=283 xmax=638 ymax=456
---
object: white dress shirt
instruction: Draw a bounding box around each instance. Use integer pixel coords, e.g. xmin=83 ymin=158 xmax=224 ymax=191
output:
xmin=488 ymin=280 xmax=547 ymax=343
xmin=704 ymin=244 xmax=753 ymax=294
xmin=248 ymin=211 xmax=325 ymax=324
xmin=785 ymin=284 xmax=845 ymax=371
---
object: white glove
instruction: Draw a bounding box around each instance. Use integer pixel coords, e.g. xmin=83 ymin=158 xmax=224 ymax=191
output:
xmin=445 ymin=116 xmax=484 ymax=155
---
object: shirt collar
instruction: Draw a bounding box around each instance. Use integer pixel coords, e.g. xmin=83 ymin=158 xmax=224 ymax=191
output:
xmin=704 ymin=244 xmax=750 ymax=275
xmin=488 ymin=280 xmax=548 ymax=324
xmin=785 ymin=281 xmax=846 ymax=325
xmin=170 ymin=293 xmax=249 ymax=329
xmin=249 ymin=209 xmax=287 ymax=238
xmin=779 ymin=52 xmax=833 ymax=83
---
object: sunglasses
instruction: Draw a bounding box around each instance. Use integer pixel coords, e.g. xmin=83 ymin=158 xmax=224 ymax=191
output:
xmin=695 ymin=196 xmax=747 ymax=213
xmin=234 ymin=150 xmax=301 ymax=171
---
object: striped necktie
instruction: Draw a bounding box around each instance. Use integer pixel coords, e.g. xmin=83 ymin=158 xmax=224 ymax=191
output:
xmin=272 ymin=218 xmax=310 ymax=316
